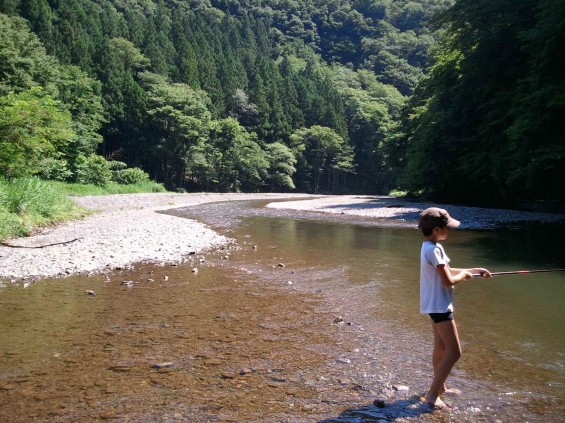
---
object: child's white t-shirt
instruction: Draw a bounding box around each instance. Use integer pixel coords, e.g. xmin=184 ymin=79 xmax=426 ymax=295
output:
xmin=420 ymin=241 xmax=454 ymax=314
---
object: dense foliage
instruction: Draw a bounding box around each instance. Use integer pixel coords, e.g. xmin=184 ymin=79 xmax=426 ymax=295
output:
xmin=0 ymin=0 xmax=563 ymax=205
xmin=398 ymin=0 xmax=565 ymax=205
xmin=0 ymin=0 xmax=437 ymax=194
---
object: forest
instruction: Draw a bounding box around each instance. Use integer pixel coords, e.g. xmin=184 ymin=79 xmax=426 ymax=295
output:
xmin=0 ymin=0 xmax=563 ymax=206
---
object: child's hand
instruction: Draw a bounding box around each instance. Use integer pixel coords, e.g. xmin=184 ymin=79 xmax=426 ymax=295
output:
xmin=477 ymin=268 xmax=491 ymax=278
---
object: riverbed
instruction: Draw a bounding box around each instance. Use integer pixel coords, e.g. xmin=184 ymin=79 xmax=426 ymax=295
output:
xmin=1 ymin=196 xmax=564 ymax=422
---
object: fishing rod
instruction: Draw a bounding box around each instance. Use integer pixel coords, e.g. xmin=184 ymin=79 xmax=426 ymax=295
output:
xmin=473 ymin=269 xmax=565 ymax=277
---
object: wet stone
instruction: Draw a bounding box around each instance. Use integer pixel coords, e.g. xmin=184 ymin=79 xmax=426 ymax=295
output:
xmin=151 ymin=362 xmax=173 ymax=369
xmin=108 ymin=365 xmax=133 ymax=372
xmin=373 ymin=399 xmax=386 ymax=408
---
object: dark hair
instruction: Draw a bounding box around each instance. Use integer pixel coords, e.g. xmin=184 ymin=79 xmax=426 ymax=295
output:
xmin=421 ymin=226 xmax=434 ymax=236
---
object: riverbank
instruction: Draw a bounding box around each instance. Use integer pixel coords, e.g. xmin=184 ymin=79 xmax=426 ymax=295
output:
xmin=1 ymin=193 xmax=564 ymax=282
xmin=0 ymin=193 xmax=312 ymax=282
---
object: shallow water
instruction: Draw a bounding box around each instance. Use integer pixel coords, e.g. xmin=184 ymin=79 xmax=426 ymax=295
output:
xmin=1 ymin=199 xmax=564 ymax=422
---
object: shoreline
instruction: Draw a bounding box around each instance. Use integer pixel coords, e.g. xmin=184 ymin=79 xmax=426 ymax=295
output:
xmin=1 ymin=193 xmax=564 ymax=282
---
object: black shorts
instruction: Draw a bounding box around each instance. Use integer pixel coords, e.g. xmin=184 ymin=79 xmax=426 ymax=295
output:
xmin=428 ymin=311 xmax=454 ymax=323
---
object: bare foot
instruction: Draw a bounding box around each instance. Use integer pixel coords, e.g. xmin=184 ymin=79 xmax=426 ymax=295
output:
xmin=421 ymin=394 xmax=452 ymax=411
xmin=441 ymin=387 xmax=462 ymax=396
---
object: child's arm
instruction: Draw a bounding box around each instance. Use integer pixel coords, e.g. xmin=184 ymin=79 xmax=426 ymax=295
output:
xmin=450 ymin=267 xmax=491 ymax=277
xmin=436 ymin=264 xmax=474 ymax=287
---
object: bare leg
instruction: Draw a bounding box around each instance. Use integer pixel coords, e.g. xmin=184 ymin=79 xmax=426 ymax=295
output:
xmin=431 ymin=324 xmax=462 ymax=396
xmin=425 ymin=319 xmax=462 ymax=408
xmin=432 ymin=322 xmax=445 ymax=390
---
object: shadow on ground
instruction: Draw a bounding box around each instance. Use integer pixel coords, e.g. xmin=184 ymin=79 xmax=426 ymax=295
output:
xmin=319 ymin=395 xmax=437 ymax=422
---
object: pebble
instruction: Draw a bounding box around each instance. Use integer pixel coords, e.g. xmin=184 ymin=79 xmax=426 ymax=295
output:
xmin=151 ymin=362 xmax=173 ymax=369
xmin=373 ymin=399 xmax=386 ymax=408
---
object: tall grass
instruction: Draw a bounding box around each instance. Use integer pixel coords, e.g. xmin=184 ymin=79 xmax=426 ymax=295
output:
xmin=0 ymin=177 xmax=88 ymax=241
xmin=49 ymin=180 xmax=167 ymax=196
xmin=0 ymin=177 xmax=167 ymax=241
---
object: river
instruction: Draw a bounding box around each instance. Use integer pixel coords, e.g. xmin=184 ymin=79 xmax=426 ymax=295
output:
xmin=0 ymin=199 xmax=564 ymax=422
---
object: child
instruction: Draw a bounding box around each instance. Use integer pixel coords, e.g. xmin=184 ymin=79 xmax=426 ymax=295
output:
xmin=418 ymin=207 xmax=491 ymax=409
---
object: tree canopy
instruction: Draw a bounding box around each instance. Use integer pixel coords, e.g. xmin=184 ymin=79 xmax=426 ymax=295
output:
xmin=0 ymin=1 xmax=563 ymax=205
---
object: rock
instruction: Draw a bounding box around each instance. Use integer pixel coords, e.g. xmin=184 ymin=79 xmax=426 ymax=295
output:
xmin=99 ymin=412 xmax=119 ymax=420
xmin=163 ymin=276 xmax=169 ymax=281
xmin=192 ymin=268 xmax=198 ymax=274
xmin=277 ymin=263 xmax=286 ymax=267
xmin=121 ymin=280 xmax=133 ymax=287
xmin=336 ymin=357 xmax=351 ymax=364
xmin=108 ymin=365 xmax=132 ymax=372
xmin=393 ymin=384 xmax=409 ymax=391
xmin=287 ymin=281 xmax=293 ymax=285
xmin=85 ymin=290 xmax=96 ymax=296
xmin=151 ymin=362 xmax=173 ymax=369
xmin=373 ymin=399 xmax=386 ymax=408
xmin=333 ymin=316 xmax=344 ymax=324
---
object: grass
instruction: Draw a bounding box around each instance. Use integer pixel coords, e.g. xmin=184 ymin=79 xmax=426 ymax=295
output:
xmin=0 ymin=177 xmax=167 ymax=242
xmin=48 ymin=180 xmax=167 ymax=196
xmin=388 ymin=189 xmax=409 ymax=198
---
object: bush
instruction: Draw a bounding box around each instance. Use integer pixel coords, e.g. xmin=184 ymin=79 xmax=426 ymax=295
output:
xmin=112 ymin=167 xmax=149 ymax=185
xmin=108 ymin=161 xmax=128 ymax=171
xmin=37 ymin=157 xmax=73 ymax=181
xmin=75 ymin=154 xmax=112 ymax=186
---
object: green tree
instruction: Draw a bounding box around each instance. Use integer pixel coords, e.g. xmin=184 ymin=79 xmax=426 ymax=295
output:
xmin=208 ymin=117 xmax=268 ymax=192
xmin=141 ymin=72 xmax=213 ymax=188
xmin=55 ymin=64 xmax=105 ymax=176
xmin=400 ymin=0 xmax=564 ymax=205
xmin=290 ymin=125 xmax=354 ymax=193
xmin=0 ymin=13 xmax=59 ymax=95
xmin=265 ymin=142 xmax=297 ymax=191
xmin=0 ymin=88 xmax=73 ymax=178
